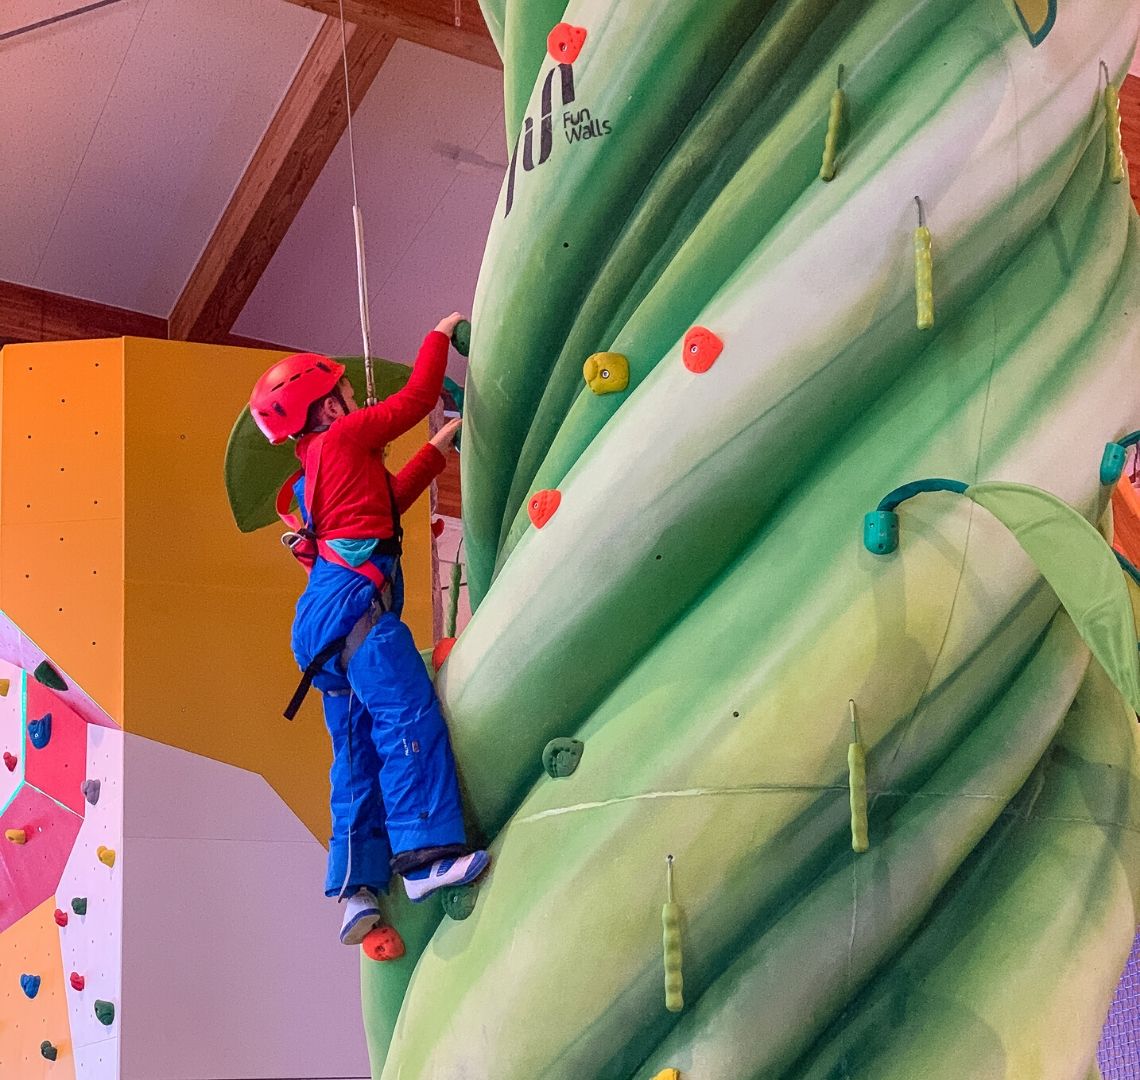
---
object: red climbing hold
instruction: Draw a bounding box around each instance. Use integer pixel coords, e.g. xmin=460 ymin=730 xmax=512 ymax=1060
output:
xmin=54 ymin=908 xmax=68 ymax=927
xmin=362 ymin=924 xmax=406 ymax=962
xmin=528 ymin=489 xmax=561 ymax=529
xmin=547 ymin=22 xmax=587 ymax=63
xmin=3 ymin=751 xmax=15 ymax=771
xmin=70 ymin=972 xmax=85 ymax=991
xmin=682 ymin=326 xmax=724 ymax=374
xmin=431 ymin=518 xmax=445 ymax=538
xmin=432 ymin=638 xmax=457 ymax=671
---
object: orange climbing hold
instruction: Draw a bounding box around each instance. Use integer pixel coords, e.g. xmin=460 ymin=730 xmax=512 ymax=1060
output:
xmin=0 ymin=678 xmax=9 ymax=696
xmin=432 ymin=638 xmax=457 ymax=670
xmin=528 ymin=489 xmax=561 ymax=529
xmin=362 ymin=924 xmax=406 ymax=962
xmin=682 ymin=327 xmax=723 ymax=373
xmin=96 ymin=845 xmax=116 ymax=868
xmin=5 ymin=828 xmax=27 ymax=844
xmin=547 ymin=22 xmax=587 ymax=63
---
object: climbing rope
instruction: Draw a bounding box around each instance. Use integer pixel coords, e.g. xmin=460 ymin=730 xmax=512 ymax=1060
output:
xmin=338 ymin=0 xmax=377 ymax=405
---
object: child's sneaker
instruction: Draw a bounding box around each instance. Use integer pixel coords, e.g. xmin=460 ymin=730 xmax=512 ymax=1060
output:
xmin=339 ymin=887 xmax=384 ymax=945
xmin=402 ymin=850 xmax=490 ymax=903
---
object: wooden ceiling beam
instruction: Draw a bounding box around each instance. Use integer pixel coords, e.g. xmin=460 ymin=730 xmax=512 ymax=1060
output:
xmin=0 ymin=280 xmax=165 ymax=343
xmin=168 ymin=18 xmax=395 ymax=345
xmin=280 ymin=0 xmax=499 ymax=69
xmin=0 ymin=280 xmax=294 ymax=351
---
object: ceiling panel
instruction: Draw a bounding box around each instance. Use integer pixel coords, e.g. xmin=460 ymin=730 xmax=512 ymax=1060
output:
xmin=0 ymin=0 xmax=148 ymax=284
xmin=2 ymin=0 xmax=322 ymax=313
xmin=233 ymin=38 xmax=505 ymax=366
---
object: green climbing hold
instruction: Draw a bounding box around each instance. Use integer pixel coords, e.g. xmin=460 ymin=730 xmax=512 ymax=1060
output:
xmin=94 ymin=999 xmax=115 ymax=1026
xmin=33 ymin=661 xmax=67 ymax=691
xmin=451 ymin=319 xmax=471 ymax=357
xmin=71 ymin=897 xmax=87 ymax=916
xmin=439 ymin=885 xmax=478 ymax=921
xmin=542 ymin=737 xmax=584 ymax=778
xmin=40 ymin=1040 xmax=58 ymax=1061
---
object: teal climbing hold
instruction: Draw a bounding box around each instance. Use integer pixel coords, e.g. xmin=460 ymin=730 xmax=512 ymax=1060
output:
xmin=451 ymin=319 xmax=472 ymax=357
xmin=40 ymin=1040 xmax=58 ymax=1061
xmin=94 ymin=999 xmax=115 ymax=1026
xmin=440 ymin=885 xmax=478 ymax=921
xmin=863 ymin=510 xmax=899 ymax=555
xmin=542 ymin=738 xmax=584 ymax=778
xmin=33 ymin=661 xmax=67 ymax=691
xmin=20 ymin=973 xmax=41 ymax=998
xmin=71 ymin=897 xmax=87 ymax=916
xmin=28 ymin=713 xmax=52 ymax=749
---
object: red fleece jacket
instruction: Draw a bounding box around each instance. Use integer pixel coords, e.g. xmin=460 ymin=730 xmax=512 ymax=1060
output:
xmin=295 ymin=330 xmax=449 ymax=542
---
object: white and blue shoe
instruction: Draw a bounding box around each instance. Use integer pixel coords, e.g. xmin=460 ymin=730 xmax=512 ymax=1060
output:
xmin=339 ymin=887 xmax=384 ymax=945
xmin=402 ymin=850 xmax=490 ymax=903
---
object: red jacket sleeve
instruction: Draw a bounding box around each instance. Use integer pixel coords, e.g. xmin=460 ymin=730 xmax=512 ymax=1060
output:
xmin=338 ymin=330 xmax=449 ymax=449
xmin=391 ymin=444 xmax=446 ymax=513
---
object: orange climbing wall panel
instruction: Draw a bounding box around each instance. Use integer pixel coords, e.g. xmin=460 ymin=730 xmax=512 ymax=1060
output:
xmin=1113 ymin=476 xmax=1140 ymax=567
xmin=0 ymin=338 xmax=436 ymax=842
xmin=0 ymin=340 xmax=125 ymax=721
xmin=0 ymin=897 xmax=74 ymax=1079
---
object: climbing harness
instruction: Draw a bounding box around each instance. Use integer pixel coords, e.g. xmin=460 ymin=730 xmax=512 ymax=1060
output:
xmin=276 ymin=430 xmax=405 ymax=720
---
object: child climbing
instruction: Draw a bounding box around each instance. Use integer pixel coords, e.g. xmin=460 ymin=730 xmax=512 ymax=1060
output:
xmin=249 ymin=312 xmax=488 ymax=946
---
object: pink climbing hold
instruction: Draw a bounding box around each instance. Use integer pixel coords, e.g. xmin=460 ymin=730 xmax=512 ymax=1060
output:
xmin=547 ymin=22 xmax=587 ymax=64
xmin=682 ymin=326 xmax=724 ymax=374
xmin=528 ymin=489 xmax=561 ymax=529
xmin=3 ymin=751 xmax=15 ymax=771
xmin=70 ymin=972 xmax=85 ymax=991
xmin=54 ymin=908 xmax=68 ymax=927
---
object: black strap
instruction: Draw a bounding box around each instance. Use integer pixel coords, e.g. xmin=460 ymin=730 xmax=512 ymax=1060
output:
xmin=384 ymin=470 xmax=404 ymax=553
xmin=283 ymin=637 xmax=345 ymax=721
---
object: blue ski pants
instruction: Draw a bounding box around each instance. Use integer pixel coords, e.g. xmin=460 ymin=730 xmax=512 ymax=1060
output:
xmin=293 ymin=557 xmax=467 ymax=897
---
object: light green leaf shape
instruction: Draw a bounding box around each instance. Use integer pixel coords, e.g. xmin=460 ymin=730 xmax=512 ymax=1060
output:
xmin=967 ymin=481 xmax=1140 ymax=712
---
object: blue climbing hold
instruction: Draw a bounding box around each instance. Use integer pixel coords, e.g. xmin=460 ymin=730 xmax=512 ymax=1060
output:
xmin=28 ymin=713 xmax=52 ymax=750
xmin=20 ymin=973 xmax=41 ymax=999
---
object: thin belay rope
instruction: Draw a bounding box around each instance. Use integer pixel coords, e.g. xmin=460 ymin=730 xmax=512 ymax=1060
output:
xmin=338 ymin=0 xmax=377 ymax=406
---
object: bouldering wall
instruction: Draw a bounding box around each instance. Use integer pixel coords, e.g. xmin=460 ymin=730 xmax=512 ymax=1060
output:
xmin=359 ymin=2 xmax=1140 ymax=1078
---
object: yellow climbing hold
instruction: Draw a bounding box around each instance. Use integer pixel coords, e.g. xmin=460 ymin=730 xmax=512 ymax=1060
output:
xmin=662 ymin=855 xmax=684 ymax=1013
xmin=819 ymin=65 xmax=845 ymax=182
xmin=583 ymin=352 xmax=629 ymax=395
xmin=913 ymin=197 xmax=934 ymax=331
xmin=97 ymin=845 xmax=116 ymax=868
xmin=652 ymin=1071 xmax=681 ymax=1080
xmin=0 ymin=678 xmax=10 ymax=696
xmin=6 ymin=829 xmax=27 ymax=845
xmin=848 ymin=700 xmax=870 ymax=854
xmin=1105 ymin=79 xmax=1126 ymax=185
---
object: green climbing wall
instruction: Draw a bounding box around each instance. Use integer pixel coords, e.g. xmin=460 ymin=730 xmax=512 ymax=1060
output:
xmin=363 ymin=1 xmax=1140 ymax=1077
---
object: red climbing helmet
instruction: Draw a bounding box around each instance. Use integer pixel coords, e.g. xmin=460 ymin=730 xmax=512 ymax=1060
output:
xmin=249 ymin=353 xmax=346 ymax=444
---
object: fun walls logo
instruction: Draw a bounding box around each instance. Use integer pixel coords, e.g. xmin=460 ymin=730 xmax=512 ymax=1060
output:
xmin=504 ymin=23 xmax=611 ymax=217
xmin=564 ymin=107 xmax=612 ymax=144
